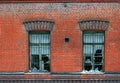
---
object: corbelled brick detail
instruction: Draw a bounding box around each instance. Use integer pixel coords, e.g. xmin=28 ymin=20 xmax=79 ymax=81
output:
xmin=24 ymin=21 xmax=54 ymax=31
xmin=79 ymin=20 xmax=109 ymax=31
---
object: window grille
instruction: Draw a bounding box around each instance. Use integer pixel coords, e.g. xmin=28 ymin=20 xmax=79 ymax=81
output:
xmin=83 ymin=32 xmax=104 ymax=73
xmin=29 ymin=32 xmax=50 ymax=72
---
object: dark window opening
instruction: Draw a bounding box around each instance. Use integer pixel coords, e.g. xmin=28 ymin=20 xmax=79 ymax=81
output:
xmin=84 ymin=65 xmax=92 ymax=71
xmin=42 ymin=54 xmax=50 ymax=71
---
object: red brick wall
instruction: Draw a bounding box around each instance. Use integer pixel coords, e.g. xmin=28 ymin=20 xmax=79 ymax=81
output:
xmin=0 ymin=3 xmax=120 ymax=73
xmin=0 ymin=0 xmax=119 ymax=2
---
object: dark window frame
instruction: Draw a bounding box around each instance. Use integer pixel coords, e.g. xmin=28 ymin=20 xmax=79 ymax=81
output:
xmin=82 ymin=31 xmax=105 ymax=73
xmin=28 ymin=31 xmax=51 ymax=72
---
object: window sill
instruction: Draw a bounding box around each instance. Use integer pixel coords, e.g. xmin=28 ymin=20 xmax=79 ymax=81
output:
xmin=51 ymin=72 xmax=104 ymax=75
xmin=79 ymin=70 xmax=104 ymax=74
xmin=25 ymin=71 xmax=51 ymax=75
xmin=0 ymin=72 xmax=24 ymax=75
xmin=25 ymin=72 xmax=104 ymax=75
xmin=81 ymin=72 xmax=104 ymax=74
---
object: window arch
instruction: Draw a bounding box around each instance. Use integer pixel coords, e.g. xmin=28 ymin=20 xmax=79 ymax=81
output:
xmin=79 ymin=20 xmax=109 ymax=31
xmin=24 ymin=20 xmax=54 ymax=31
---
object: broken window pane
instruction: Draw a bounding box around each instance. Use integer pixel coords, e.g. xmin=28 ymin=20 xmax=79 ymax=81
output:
xmin=84 ymin=64 xmax=92 ymax=71
xmin=85 ymin=56 xmax=91 ymax=63
xmin=31 ymin=55 xmax=39 ymax=71
xmin=94 ymin=45 xmax=103 ymax=54
xmin=83 ymin=32 xmax=104 ymax=72
xmin=94 ymin=65 xmax=103 ymax=71
xmin=94 ymin=57 xmax=102 ymax=64
xmin=42 ymin=54 xmax=50 ymax=71
xmin=29 ymin=32 xmax=50 ymax=72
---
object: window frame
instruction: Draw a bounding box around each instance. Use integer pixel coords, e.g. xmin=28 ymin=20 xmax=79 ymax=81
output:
xmin=82 ymin=31 xmax=105 ymax=73
xmin=28 ymin=31 xmax=51 ymax=72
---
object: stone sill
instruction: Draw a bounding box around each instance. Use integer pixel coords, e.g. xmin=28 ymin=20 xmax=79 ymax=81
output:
xmin=0 ymin=72 xmax=119 ymax=80
xmin=0 ymin=71 xmax=120 ymax=75
xmin=0 ymin=0 xmax=119 ymax=3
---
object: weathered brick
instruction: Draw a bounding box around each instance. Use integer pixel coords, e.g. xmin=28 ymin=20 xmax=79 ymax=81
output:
xmin=0 ymin=3 xmax=120 ymax=73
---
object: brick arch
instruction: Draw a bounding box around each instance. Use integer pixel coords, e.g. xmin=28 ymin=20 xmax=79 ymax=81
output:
xmin=23 ymin=21 xmax=54 ymax=31
xmin=79 ymin=20 xmax=109 ymax=31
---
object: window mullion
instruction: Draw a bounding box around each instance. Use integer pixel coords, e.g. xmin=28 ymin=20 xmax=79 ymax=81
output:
xmin=92 ymin=33 xmax=94 ymax=71
xmin=29 ymin=34 xmax=32 ymax=71
xmin=39 ymin=43 xmax=42 ymax=71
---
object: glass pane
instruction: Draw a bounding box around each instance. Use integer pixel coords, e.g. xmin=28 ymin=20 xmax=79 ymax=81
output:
xmin=94 ymin=33 xmax=104 ymax=43
xmin=30 ymin=34 xmax=39 ymax=43
xmin=94 ymin=45 xmax=103 ymax=55
xmin=39 ymin=34 xmax=50 ymax=43
xmin=84 ymin=45 xmax=93 ymax=55
xmin=30 ymin=46 xmax=39 ymax=55
xmin=40 ymin=45 xmax=50 ymax=55
xmin=94 ymin=57 xmax=103 ymax=64
xmin=94 ymin=45 xmax=103 ymax=64
xmin=85 ymin=56 xmax=92 ymax=63
xmin=41 ymin=54 xmax=50 ymax=71
xmin=84 ymin=33 xmax=93 ymax=43
xmin=94 ymin=65 xmax=103 ymax=71
xmin=31 ymin=55 xmax=39 ymax=71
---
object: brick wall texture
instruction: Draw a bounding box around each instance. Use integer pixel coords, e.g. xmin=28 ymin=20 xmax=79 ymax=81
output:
xmin=0 ymin=3 xmax=120 ymax=73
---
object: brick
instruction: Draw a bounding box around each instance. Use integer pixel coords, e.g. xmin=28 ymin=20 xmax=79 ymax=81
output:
xmin=0 ymin=3 xmax=120 ymax=73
